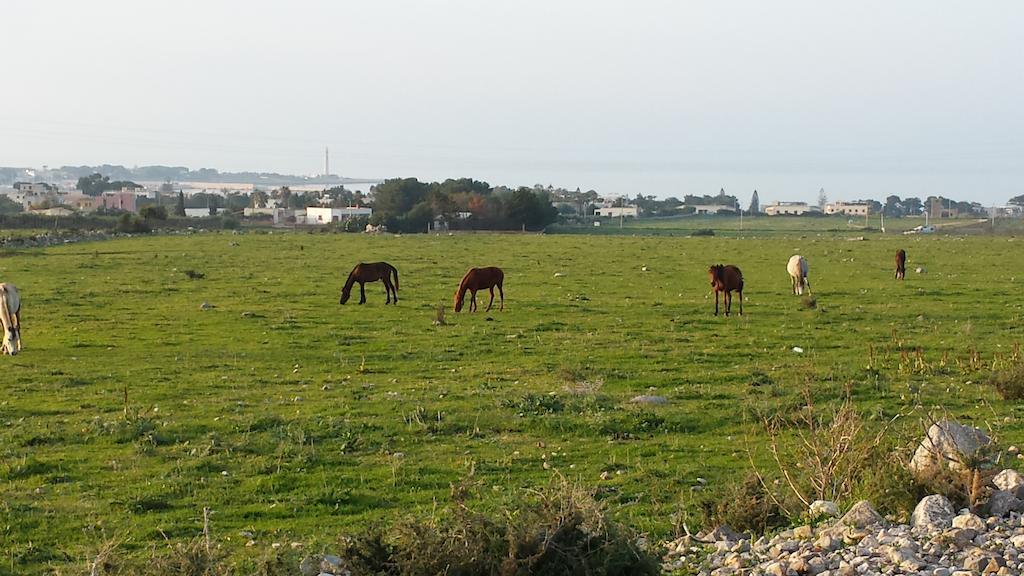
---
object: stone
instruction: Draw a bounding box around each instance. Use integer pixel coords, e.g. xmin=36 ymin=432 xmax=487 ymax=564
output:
xmin=793 ymin=524 xmax=814 ymax=539
xmin=993 ymin=469 xmax=1024 ymax=493
xmin=908 ymin=420 xmax=991 ymax=482
xmin=912 ymin=495 xmax=955 ymax=531
xmin=951 ymin=512 xmax=986 ymax=531
xmin=836 ymin=500 xmax=886 ymax=529
xmin=986 ymin=490 xmax=1023 ymax=517
xmin=630 ymin=395 xmax=668 ymax=405
xmin=810 ymin=500 xmax=841 ymax=518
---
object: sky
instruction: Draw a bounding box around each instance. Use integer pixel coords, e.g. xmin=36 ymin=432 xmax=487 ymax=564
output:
xmin=3 ymin=1 xmax=1022 ymax=205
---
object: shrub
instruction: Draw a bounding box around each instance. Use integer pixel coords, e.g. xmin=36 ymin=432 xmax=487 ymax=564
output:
xmin=989 ymin=362 xmax=1024 ymax=400
xmin=115 ymin=213 xmax=150 ymax=233
xmin=340 ymin=479 xmax=660 ymax=576
xmin=690 ymin=228 xmax=714 ymax=237
xmin=139 ymin=205 xmax=168 ymax=220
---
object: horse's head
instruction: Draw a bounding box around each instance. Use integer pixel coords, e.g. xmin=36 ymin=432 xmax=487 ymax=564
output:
xmin=708 ymin=265 xmax=723 ymax=287
xmin=2 ymin=327 xmax=17 ymax=356
xmin=339 ymin=287 xmax=351 ymax=305
xmin=453 ymin=290 xmax=464 ymax=312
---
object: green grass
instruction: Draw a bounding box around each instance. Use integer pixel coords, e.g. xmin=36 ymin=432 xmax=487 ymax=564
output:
xmin=1 ymin=228 xmax=1023 ymax=573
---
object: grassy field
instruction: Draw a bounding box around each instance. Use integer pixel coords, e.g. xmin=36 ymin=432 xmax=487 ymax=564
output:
xmin=2 ymin=225 xmax=1024 ymax=573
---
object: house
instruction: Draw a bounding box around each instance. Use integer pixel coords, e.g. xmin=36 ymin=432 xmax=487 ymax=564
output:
xmin=100 ymin=189 xmax=138 ymax=212
xmin=304 ymin=206 xmax=373 ymax=224
xmin=764 ymin=202 xmax=822 ymax=216
xmin=594 ymin=206 xmax=639 ymax=218
xmin=64 ymin=193 xmax=100 ymax=212
xmin=825 ymin=202 xmax=870 ymax=216
xmin=184 ymin=207 xmax=223 ymax=218
xmin=681 ymin=204 xmax=736 ymax=215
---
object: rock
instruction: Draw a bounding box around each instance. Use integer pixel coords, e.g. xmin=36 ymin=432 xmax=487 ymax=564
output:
xmin=993 ymin=469 xmax=1024 ymax=493
xmin=704 ymin=525 xmax=747 ymax=543
xmin=986 ymin=490 xmax=1023 ymax=517
xmin=810 ymin=500 xmax=840 ymax=518
xmin=630 ymin=395 xmax=668 ymax=405
xmin=299 ymin=555 xmax=322 ymax=576
xmin=908 ymin=420 xmax=992 ymax=482
xmin=951 ymin=512 xmax=986 ymax=531
xmin=199 ymin=301 xmax=216 ymax=310
xmin=793 ymin=524 xmax=813 ymax=539
xmin=912 ymin=495 xmax=955 ymax=531
xmin=836 ymin=500 xmax=886 ymax=529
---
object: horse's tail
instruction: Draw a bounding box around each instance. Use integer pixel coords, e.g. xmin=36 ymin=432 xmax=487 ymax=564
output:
xmin=391 ymin=265 xmax=399 ymax=292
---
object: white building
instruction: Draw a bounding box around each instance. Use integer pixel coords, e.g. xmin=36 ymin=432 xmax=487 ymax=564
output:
xmin=682 ymin=204 xmax=736 ymax=215
xmin=825 ymin=201 xmax=870 ymax=216
xmin=594 ymin=206 xmax=639 ymax=218
xmin=765 ymin=202 xmax=822 ymax=216
xmin=304 ymin=206 xmax=373 ymax=224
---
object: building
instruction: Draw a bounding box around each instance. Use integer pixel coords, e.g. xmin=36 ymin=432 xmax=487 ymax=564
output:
xmin=681 ymin=204 xmax=737 ymax=215
xmin=64 ymin=193 xmax=100 ymax=212
xmin=304 ymin=206 xmax=373 ymax=224
xmin=594 ymin=206 xmax=639 ymax=218
xmin=825 ymin=201 xmax=870 ymax=216
xmin=99 ymin=189 xmax=138 ymax=212
xmin=764 ymin=202 xmax=822 ymax=216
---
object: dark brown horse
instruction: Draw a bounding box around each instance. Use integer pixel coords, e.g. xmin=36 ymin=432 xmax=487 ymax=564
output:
xmin=339 ymin=262 xmax=399 ymax=305
xmin=708 ymin=264 xmax=744 ymax=316
xmin=454 ymin=267 xmax=504 ymax=312
xmin=895 ymin=249 xmax=907 ymax=280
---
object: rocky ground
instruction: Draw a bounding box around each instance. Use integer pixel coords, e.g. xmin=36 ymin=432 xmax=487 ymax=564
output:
xmin=662 ymin=467 xmax=1024 ymax=576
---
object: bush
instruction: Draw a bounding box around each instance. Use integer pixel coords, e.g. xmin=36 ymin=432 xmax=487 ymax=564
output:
xmin=690 ymin=228 xmax=714 ymax=237
xmin=989 ymin=363 xmax=1024 ymax=400
xmin=115 ymin=213 xmax=150 ymax=233
xmin=139 ymin=205 xmax=168 ymax=220
xmin=340 ymin=480 xmax=660 ymax=576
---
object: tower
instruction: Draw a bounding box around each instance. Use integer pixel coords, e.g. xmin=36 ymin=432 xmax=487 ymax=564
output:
xmin=324 ymin=147 xmax=330 ymax=177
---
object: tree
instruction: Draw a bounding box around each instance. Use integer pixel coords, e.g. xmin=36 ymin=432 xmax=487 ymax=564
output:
xmin=77 ymin=173 xmax=110 ymax=196
xmin=174 ymin=191 xmax=186 ymax=217
xmin=817 ymin=188 xmax=828 ymax=209
xmin=139 ymin=205 xmax=168 ymax=220
xmin=748 ymin=190 xmax=760 ymax=214
xmin=883 ymin=195 xmax=903 ymax=217
xmin=251 ymin=189 xmax=269 ymax=208
xmin=1008 ymin=194 xmax=1024 ymax=207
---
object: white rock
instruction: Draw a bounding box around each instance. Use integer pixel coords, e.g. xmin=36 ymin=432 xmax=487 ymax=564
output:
xmin=994 ymin=469 xmax=1024 ymax=492
xmin=908 ymin=420 xmax=991 ymax=481
xmin=912 ymin=495 xmax=955 ymax=531
xmin=951 ymin=512 xmax=986 ymax=531
xmin=810 ymin=500 xmax=841 ymax=518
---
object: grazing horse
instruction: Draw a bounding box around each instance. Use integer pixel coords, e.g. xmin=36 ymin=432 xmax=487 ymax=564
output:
xmin=895 ymin=249 xmax=907 ymax=280
xmin=339 ymin=262 xmax=399 ymax=305
xmin=454 ymin=267 xmax=504 ymax=312
xmin=0 ymin=283 xmax=21 ymax=355
xmin=708 ymin=264 xmax=744 ymax=316
xmin=787 ymin=255 xmax=811 ymax=295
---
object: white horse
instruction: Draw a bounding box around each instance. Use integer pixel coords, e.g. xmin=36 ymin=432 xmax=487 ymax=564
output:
xmin=787 ymin=255 xmax=811 ymax=296
xmin=0 ymin=283 xmax=22 ymax=355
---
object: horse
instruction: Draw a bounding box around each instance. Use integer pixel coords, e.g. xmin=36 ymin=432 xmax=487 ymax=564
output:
xmin=0 ymin=283 xmax=22 ymax=355
xmin=708 ymin=264 xmax=743 ymax=316
xmin=454 ymin=267 xmax=504 ymax=312
xmin=339 ymin=262 xmax=399 ymax=305
xmin=895 ymin=249 xmax=907 ymax=280
xmin=787 ymin=255 xmax=811 ymax=295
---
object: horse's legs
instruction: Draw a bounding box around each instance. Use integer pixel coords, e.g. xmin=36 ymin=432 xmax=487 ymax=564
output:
xmin=383 ymin=278 xmax=394 ymax=304
xmin=469 ymin=289 xmax=477 ymax=312
xmin=804 ymin=277 xmax=811 ymax=295
xmin=485 ymin=287 xmax=495 ymax=311
xmin=713 ymin=290 xmax=719 ymax=316
xmin=725 ymin=291 xmax=731 ymax=316
xmin=497 ymin=282 xmax=504 ymax=311
xmin=738 ymin=290 xmax=743 ymax=315
xmin=359 ymin=281 xmax=366 ymax=304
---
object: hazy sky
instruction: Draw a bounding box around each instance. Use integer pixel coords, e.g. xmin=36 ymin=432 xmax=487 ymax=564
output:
xmin=4 ymin=1 xmax=1022 ymax=205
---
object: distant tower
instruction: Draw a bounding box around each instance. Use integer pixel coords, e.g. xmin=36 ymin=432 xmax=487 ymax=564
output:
xmin=324 ymin=147 xmax=330 ymax=177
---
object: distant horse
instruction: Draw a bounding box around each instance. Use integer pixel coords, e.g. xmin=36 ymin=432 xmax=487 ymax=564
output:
xmin=708 ymin=264 xmax=743 ymax=316
xmin=787 ymin=255 xmax=811 ymax=295
xmin=339 ymin=262 xmax=399 ymax=305
xmin=454 ymin=267 xmax=504 ymax=312
xmin=895 ymin=249 xmax=907 ymax=280
xmin=0 ymin=283 xmax=22 ymax=355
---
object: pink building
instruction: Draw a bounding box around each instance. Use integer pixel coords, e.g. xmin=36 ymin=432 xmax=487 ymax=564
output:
xmin=100 ymin=190 xmax=138 ymax=212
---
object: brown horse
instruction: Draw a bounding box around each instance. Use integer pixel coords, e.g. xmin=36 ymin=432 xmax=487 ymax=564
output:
xmin=339 ymin=262 xmax=399 ymax=305
xmin=895 ymin=249 xmax=907 ymax=280
xmin=708 ymin=264 xmax=744 ymax=316
xmin=454 ymin=267 xmax=504 ymax=312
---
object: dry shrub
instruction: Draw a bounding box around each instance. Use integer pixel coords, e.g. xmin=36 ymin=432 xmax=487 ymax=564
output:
xmin=734 ymin=391 xmax=915 ymax=527
xmin=988 ymin=362 xmax=1024 ymax=400
xmin=698 ymin=472 xmax=795 ymax=534
xmin=340 ymin=479 xmax=659 ymax=576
